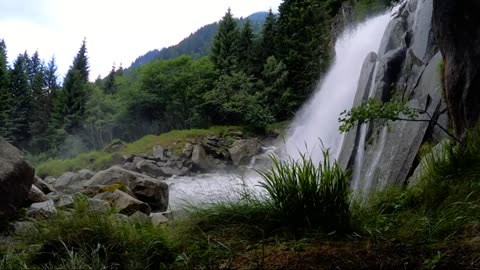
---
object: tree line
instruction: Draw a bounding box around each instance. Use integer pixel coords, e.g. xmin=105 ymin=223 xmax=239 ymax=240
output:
xmin=0 ymin=0 xmax=347 ymax=159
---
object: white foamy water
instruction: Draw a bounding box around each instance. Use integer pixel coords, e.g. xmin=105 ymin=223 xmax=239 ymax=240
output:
xmin=165 ymin=171 xmax=264 ymax=210
xmin=284 ymin=12 xmax=392 ymax=163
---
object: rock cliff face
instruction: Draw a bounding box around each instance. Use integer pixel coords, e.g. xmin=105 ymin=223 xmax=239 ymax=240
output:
xmin=0 ymin=138 xmax=35 ymax=223
xmin=339 ymin=0 xmax=448 ymax=193
xmin=432 ymin=0 xmax=480 ymax=140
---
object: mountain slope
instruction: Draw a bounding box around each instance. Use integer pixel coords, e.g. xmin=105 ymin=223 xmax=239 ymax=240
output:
xmin=125 ymin=12 xmax=268 ymax=73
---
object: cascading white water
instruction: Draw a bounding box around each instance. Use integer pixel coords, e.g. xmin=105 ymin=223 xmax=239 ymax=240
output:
xmin=284 ymin=12 xmax=392 ymax=163
xmin=165 ymin=11 xmax=395 ymax=210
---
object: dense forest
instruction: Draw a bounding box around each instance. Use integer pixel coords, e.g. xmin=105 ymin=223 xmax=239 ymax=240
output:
xmin=0 ymin=0 xmax=390 ymax=160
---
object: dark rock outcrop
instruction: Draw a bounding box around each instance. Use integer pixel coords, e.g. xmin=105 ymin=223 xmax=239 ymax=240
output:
xmin=0 ymin=138 xmax=35 ymax=223
xmin=432 ymin=0 xmax=480 ymax=139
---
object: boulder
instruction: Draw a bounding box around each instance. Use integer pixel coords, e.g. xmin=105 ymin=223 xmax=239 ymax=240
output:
xmin=136 ymin=159 xmax=167 ymax=177
xmin=27 ymin=185 xmax=48 ymax=204
xmin=411 ymin=0 xmax=436 ymax=62
xmin=153 ymin=145 xmax=165 ymax=160
xmin=78 ymin=169 xmax=95 ymax=180
xmin=87 ymin=198 xmax=111 ymax=212
xmin=54 ymin=172 xmax=87 ymax=194
xmin=378 ymin=16 xmax=407 ymax=57
xmin=122 ymin=162 xmax=138 ymax=172
xmin=34 ymin=176 xmax=54 ymax=194
xmin=128 ymin=211 xmax=150 ymax=224
xmin=44 ymin=176 xmax=56 ymax=185
xmin=13 ymin=221 xmax=37 ymax=235
xmin=181 ymin=143 xmax=194 ymax=158
xmin=56 ymin=195 xmax=74 ymax=209
xmin=204 ymin=137 xmax=230 ymax=160
xmin=373 ymin=47 xmax=407 ymax=103
xmin=26 ymin=200 xmax=56 ymax=219
xmin=0 ymin=138 xmax=35 ymax=222
xmin=150 ymin=212 xmax=169 ymax=226
xmin=111 ymin=153 xmax=126 ymax=165
xmin=129 ymin=178 xmax=169 ymax=211
xmin=191 ymin=144 xmax=214 ymax=171
xmin=94 ymin=189 xmax=151 ymax=215
xmin=228 ymin=139 xmax=262 ymax=166
xmin=85 ymin=166 xmax=138 ymax=187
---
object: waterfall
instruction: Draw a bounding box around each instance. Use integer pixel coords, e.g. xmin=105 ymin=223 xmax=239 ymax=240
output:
xmin=351 ymin=62 xmax=379 ymax=190
xmin=284 ymin=12 xmax=392 ymax=163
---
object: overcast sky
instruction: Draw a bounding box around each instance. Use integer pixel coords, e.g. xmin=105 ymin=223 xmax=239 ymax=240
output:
xmin=0 ymin=0 xmax=282 ymax=81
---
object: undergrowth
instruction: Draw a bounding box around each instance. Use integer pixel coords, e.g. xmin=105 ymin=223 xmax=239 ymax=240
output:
xmin=1 ymin=195 xmax=174 ymax=269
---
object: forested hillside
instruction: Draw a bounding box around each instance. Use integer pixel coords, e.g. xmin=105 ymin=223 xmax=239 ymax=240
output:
xmin=0 ymin=0 xmax=396 ymax=162
xmin=125 ymin=12 xmax=268 ymax=73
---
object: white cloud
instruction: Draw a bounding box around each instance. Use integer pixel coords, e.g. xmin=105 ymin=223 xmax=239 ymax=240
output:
xmin=1 ymin=0 xmax=282 ymax=81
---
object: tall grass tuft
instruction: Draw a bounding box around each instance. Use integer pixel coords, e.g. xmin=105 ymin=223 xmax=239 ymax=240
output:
xmin=258 ymin=150 xmax=351 ymax=231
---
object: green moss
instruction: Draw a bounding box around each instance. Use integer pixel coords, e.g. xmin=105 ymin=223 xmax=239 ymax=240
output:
xmin=100 ymin=182 xmax=128 ymax=193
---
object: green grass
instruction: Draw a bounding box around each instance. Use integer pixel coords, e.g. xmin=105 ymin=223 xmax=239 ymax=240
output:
xmin=4 ymin=195 xmax=174 ymax=269
xmin=35 ymin=151 xmax=113 ymax=178
xmin=121 ymin=125 xmax=243 ymax=156
xmin=357 ymin=128 xmax=480 ymax=246
xmin=34 ymin=126 xmax=243 ymax=177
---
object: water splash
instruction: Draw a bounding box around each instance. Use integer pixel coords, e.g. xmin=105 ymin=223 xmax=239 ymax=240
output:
xmin=284 ymin=12 xmax=392 ymax=163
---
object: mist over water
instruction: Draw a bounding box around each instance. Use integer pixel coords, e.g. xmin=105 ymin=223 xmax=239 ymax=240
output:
xmin=283 ymin=12 xmax=391 ymax=163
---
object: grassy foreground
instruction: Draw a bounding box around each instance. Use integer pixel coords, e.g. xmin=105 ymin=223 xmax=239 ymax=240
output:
xmin=6 ymin=128 xmax=480 ymax=269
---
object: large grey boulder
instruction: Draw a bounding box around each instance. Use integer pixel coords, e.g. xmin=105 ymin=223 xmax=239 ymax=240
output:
xmin=228 ymin=139 xmax=262 ymax=166
xmin=86 ymin=166 xmax=168 ymax=211
xmin=150 ymin=212 xmax=169 ymax=226
xmin=411 ymin=0 xmax=436 ymax=62
xmin=378 ymin=16 xmax=407 ymax=57
xmin=54 ymin=172 xmax=88 ymax=194
xmin=94 ymin=189 xmax=151 ymax=215
xmin=78 ymin=169 xmax=94 ymax=180
xmin=153 ymin=145 xmax=165 ymax=160
xmin=33 ymin=176 xmax=54 ymax=195
xmin=0 ymin=138 xmax=35 ymax=222
xmin=129 ymin=178 xmax=169 ymax=211
xmin=86 ymin=166 xmax=138 ymax=187
xmin=191 ymin=144 xmax=214 ymax=171
xmin=136 ymin=159 xmax=166 ymax=177
xmin=27 ymin=185 xmax=48 ymax=204
xmin=26 ymin=200 xmax=56 ymax=219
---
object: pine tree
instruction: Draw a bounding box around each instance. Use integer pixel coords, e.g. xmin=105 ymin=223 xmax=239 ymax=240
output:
xmin=210 ymin=8 xmax=240 ymax=74
xmin=63 ymin=39 xmax=90 ymax=133
xmin=103 ymin=65 xmax=117 ymax=94
xmin=0 ymin=39 xmax=13 ymax=141
xmin=276 ymin=0 xmax=335 ymax=108
xmin=9 ymin=53 xmax=33 ymax=147
xmin=238 ymin=19 xmax=256 ymax=75
xmin=45 ymin=56 xmax=59 ymax=94
xmin=260 ymin=9 xmax=278 ymax=62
